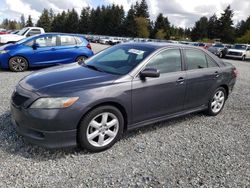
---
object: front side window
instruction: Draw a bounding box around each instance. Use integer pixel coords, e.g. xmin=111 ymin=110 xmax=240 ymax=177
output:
xmin=85 ymin=45 xmax=154 ymax=75
xmin=146 ymin=49 xmax=182 ymax=74
xmin=185 ymin=49 xmax=207 ymax=70
xmin=60 ymin=36 xmax=76 ymax=46
xmin=27 ymin=29 xmax=41 ymax=37
xmin=35 ymin=36 xmax=57 ymax=47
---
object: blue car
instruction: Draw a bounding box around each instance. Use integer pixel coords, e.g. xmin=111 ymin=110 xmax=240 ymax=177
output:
xmin=0 ymin=33 xmax=94 ymax=72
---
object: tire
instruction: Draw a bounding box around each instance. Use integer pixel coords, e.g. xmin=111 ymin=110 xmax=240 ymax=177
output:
xmin=205 ymin=87 xmax=227 ymax=116
xmin=242 ymin=55 xmax=246 ymax=61
xmin=76 ymin=56 xmax=87 ymax=64
xmin=9 ymin=56 xmax=28 ymax=72
xmin=218 ymin=52 xmax=223 ymax=58
xmin=78 ymin=105 xmax=124 ymax=152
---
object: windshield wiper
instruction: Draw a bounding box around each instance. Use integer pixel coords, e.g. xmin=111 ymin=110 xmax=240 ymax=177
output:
xmin=82 ymin=63 xmax=103 ymax=72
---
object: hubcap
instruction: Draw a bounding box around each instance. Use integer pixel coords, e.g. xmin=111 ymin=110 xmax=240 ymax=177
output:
xmin=77 ymin=56 xmax=86 ymax=63
xmin=86 ymin=112 xmax=119 ymax=147
xmin=211 ymin=90 xmax=225 ymax=113
xmin=10 ymin=57 xmax=26 ymax=71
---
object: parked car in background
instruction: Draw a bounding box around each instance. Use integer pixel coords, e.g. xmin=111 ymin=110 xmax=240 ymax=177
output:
xmin=0 ymin=27 xmax=45 ymax=45
xmin=226 ymin=44 xmax=250 ymax=61
xmin=0 ymin=29 xmax=7 ymax=35
xmin=208 ymin=43 xmax=228 ymax=58
xmin=108 ymin=37 xmax=122 ymax=45
xmin=99 ymin=37 xmax=110 ymax=44
xmin=193 ymin=42 xmax=206 ymax=49
xmin=11 ymin=43 xmax=237 ymax=151
xmin=0 ymin=33 xmax=93 ymax=72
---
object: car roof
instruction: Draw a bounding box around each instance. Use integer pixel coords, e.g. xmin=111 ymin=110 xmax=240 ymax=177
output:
xmin=121 ymin=42 xmax=200 ymax=50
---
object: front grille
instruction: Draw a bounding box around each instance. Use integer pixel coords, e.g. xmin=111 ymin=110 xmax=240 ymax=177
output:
xmin=12 ymin=91 xmax=29 ymax=106
xmin=228 ymin=51 xmax=242 ymax=56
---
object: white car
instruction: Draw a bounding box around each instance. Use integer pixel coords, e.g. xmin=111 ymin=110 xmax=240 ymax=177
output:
xmin=0 ymin=27 xmax=45 ymax=45
xmin=226 ymin=44 xmax=250 ymax=61
xmin=99 ymin=38 xmax=110 ymax=45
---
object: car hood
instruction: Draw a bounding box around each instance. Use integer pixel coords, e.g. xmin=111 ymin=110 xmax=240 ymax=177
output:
xmin=0 ymin=43 xmax=18 ymax=50
xmin=228 ymin=49 xmax=245 ymax=53
xmin=19 ymin=63 xmax=120 ymax=93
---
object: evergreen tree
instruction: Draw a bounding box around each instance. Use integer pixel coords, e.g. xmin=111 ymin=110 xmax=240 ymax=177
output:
xmin=218 ymin=5 xmax=235 ymax=43
xmin=135 ymin=0 xmax=149 ymax=18
xmin=123 ymin=5 xmax=137 ymax=37
xmin=235 ymin=16 xmax=250 ymax=38
xmin=191 ymin=16 xmax=208 ymax=41
xmin=64 ymin=9 xmax=79 ymax=33
xmin=79 ymin=7 xmax=91 ymax=34
xmin=207 ymin=14 xmax=219 ymax=39
xmin=51 ymin=11 xmax=66 ymax=32
xmin=36 ymin=9 xmax=52 ymax=32
xmin=153 ymin=13 xmax=170 ymax=39
xmin=20 ymin=14 xmax=25 ymax=28
xmin=26 ymin=15 xmax=33 ymax=27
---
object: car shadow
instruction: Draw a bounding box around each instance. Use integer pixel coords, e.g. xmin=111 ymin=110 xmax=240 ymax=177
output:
xmin=0 ymin=110 xmax=203 ymax=160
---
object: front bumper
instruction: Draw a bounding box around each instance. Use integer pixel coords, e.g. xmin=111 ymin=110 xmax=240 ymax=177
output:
xmin=225 ymin=54 xmax=243 ymax=59
xmin=10 ymin=85 xmax=81 ymax=149
xmin=0 ymin=52 xmax=11 ymax=69
xmin=11 ymin=114 xmax=77 ymax=149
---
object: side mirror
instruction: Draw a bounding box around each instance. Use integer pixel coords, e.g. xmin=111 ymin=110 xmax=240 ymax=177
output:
xmin=140 ymin=68 xmax=160 ymax=78
xmin=32 ymin=43 xmax=40 ymax=49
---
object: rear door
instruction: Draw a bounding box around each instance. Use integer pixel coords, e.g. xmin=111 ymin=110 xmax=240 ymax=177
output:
xmin=183 ymin=48 xmax=221 ymax=109
xmin=54 ymin=35 xmax=79 ymax=63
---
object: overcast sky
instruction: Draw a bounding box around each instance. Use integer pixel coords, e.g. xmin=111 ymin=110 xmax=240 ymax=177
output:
xmin=0 ymin=0 xmax=249 ymax=28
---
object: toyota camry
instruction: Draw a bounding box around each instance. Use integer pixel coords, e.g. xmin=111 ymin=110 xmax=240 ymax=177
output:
xmin=11 ymin=43 xmax=237 ymax=152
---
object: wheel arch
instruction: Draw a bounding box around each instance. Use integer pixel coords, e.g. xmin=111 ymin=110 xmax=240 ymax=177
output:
xmin=77 ymin=101 xmax=128 ymax=132
xmin=219 ymin=84 xmax=229 ymax=99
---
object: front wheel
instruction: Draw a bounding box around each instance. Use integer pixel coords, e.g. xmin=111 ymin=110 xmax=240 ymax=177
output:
xmin=242 ymin=55 xmax=246 ymax=61
xmin=9 ymin=56 xmax=28 ymax=72
xmin=205 ymin=87 xmax=226 ymax=116
xmin=78 ymin=106 xmax=124 ymax=152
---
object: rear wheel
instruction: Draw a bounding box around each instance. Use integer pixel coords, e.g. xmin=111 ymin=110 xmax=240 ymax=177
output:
xmin=9 ymin=56 xmax=28 ymax=72
xmin=205 ymin=87 xmax=226 ymax=116
xmin=76 ymin=56 xmax=87 ymax=64
xmin=78 ymin=105 xmax=124 ymax=152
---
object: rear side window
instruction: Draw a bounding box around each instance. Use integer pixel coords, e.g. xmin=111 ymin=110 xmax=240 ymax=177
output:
xmin=75 ymin=37 xmax=83 ymax=45
xmin=60 ymin=36 xmax=76 ymax=46
xmin=146 ymin=49 xmax=182 ymax=74
xmin=185 ymin=49 xmax=207 ymax=70
xmin=206 ymin=55 xmax=218 ymax=67
xmin=27 ymin=29 xmax=41 ymax=36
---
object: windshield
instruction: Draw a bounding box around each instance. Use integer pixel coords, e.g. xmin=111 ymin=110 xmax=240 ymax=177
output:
xmin=233 ymin=44 xmax=247 ymax=50
xmin=84 ymin=45 xmax=155 ymax=75
xmin=213 ymin=44 xmax=224 ymax=48
xmin=16 ymin=28 xmax=29 ymax=36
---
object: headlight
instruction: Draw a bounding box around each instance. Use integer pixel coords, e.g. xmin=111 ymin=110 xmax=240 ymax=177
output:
xmin=0 ymin=50 xmax=9 ymax=54
xmin=30 ymin=97 xmax=79 ymax=109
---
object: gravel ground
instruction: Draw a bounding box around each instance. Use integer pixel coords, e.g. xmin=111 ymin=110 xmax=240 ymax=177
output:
xmin=0 ymin=44 xmax=249 ymax=187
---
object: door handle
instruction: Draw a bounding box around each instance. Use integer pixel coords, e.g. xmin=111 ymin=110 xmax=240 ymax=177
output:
xmin=177 ymin=77 xmax=185 ymax=84
xmin=214 ymin=71 xmax=220 ymax=78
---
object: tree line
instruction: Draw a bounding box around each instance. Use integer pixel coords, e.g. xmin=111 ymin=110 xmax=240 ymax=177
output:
xmin=1 ymin=1 xmax=250 ymax=43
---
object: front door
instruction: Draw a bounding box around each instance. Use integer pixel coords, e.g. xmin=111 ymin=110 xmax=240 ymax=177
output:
xmin=132 ymin=48 xmax=186 ymax=124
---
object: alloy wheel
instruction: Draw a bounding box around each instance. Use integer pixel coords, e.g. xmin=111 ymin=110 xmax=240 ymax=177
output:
xmin=9 ymin=57 xmax=28 ymax=72
xmin=211 ymin=90 xmax=225 ymax=113
xmin=86 ymin=112 xmax=119 ymax=147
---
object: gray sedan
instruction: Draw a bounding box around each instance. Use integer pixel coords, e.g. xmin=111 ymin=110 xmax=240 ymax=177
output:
xmin=11 ymin=43 xmax=237 ymax=152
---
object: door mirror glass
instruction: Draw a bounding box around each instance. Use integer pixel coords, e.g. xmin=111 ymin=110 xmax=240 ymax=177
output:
xmin=140 ymin=68 xmax=160 ymax=78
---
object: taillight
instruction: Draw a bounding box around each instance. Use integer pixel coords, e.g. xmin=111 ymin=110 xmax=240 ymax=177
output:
xmin=87 ymin=43 xmax=92 ymax=50
xmin=232 ymin=67 xmax=238 ymax=78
